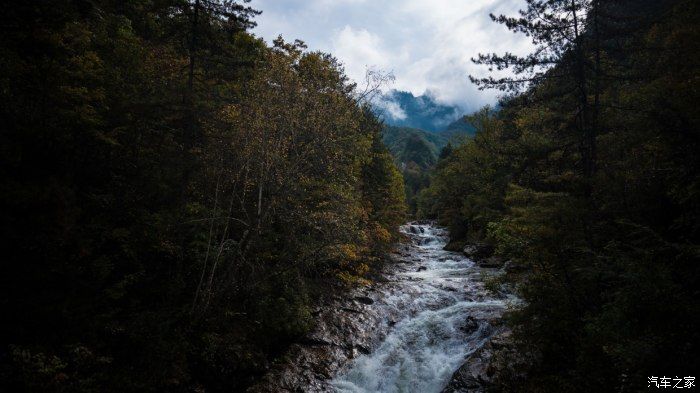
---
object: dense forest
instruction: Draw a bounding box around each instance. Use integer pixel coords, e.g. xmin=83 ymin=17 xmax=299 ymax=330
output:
xmin=0 ymin=1 xmax=406 ymax=391
xmin=419 ymin=0 xmax=700 ymax=391
xmin=382 ymin=122 xmax=473 ymax=213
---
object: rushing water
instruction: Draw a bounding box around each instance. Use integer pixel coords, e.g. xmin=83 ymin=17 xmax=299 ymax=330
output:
xmin=331 ymin=222 xmax=508 ymax=393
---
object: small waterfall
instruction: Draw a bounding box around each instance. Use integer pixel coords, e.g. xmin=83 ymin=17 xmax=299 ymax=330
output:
xmin=331 ymin=222 xmax=508 ymax=393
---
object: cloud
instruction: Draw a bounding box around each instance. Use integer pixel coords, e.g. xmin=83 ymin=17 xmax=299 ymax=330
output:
xmin=373 ymin=95 xmax=408 ymax=121
xmin=330 ymin=26 xmax=392 ymax=83
xmin=251 ymin=0 xmax=533 ymax=113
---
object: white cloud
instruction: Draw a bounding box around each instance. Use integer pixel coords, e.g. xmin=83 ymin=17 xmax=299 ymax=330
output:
xmin=251 ymin=0 xmax=533 ymax=113
xmin=330 ymin=26 xmax=392 ymax=84
xmin=373 ymin=96 xmax=408 ymax=120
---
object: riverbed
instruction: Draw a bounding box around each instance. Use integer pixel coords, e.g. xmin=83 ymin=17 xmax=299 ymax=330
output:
xmin=250 ymin=222 xmax=510 ymax=393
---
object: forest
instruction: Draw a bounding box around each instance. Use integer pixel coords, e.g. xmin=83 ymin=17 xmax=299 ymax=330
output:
xmin=0 ymin=1 xmax=406 ymax=391
xmin=1 ymin=0 xmax=698 ymax=392
xmin=419 ymin=0 xmax=700 ymax=390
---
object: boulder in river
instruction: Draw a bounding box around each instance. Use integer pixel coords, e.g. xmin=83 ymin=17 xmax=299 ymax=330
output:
xmin=462 ymin=242 xmax=495 ymax=261
xmin=441 ymin=330 xmax=512 ymax=393
xmin=459 ymin=316 xmax=479 ymax=334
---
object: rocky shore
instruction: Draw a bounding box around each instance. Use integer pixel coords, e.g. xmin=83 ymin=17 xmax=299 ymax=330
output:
xmin=247 ymin=283 xmax=387 ymax=392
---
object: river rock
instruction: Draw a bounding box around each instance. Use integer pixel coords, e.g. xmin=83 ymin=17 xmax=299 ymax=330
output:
xmin=462 ymin=242 xmax=494 ymax=261
xmin=247 ymin=284 xmax=384 ymax=392
xmin=441 ymin=330 xmax=512 ymax=393
xmin=459 ymin=316 xmax=479 ymax=334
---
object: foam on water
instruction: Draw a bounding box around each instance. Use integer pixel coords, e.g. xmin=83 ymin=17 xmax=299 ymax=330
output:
xmin=331 ymin=222 xmax=507 ymax=393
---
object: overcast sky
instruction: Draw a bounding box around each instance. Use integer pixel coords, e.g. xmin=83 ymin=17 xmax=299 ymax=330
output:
xmin=250 ymin=0 xmax=533 ymax=113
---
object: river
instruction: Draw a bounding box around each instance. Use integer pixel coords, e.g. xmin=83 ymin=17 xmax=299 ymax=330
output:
xmin=250 ymin=221 xmax=511 ymax=393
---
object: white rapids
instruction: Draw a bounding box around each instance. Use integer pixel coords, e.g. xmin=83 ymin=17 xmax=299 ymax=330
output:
xmin=331 ymin=222 xmax=510 ymax=393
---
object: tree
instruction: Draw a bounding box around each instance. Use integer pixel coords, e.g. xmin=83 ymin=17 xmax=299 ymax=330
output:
xmin=471 ymin=0 xmax=599 ymax=180
xmin=0 ymin=2 xmax=407 ymax=391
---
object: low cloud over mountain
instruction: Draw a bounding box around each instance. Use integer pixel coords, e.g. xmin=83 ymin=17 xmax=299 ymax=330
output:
xmin=373 ymin=90 xmax=462 ymax=132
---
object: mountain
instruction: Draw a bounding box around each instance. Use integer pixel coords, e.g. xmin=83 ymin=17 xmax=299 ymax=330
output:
xmin=382 ymin=126 xmax=445 ymax=169
xmin=382 ymin=125 xmax=469 ymax=214
xmin=382 ymin=121 xmax=475 ymax=169
xmin=377 ymin=92 xmax=478 ymax=214
xmin=373 ymin=90 xmax=462 ymax=132
xmin=444 ymin=116 xmax=477 ymax=138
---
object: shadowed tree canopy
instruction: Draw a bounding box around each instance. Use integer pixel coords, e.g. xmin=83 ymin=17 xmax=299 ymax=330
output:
xmin=0 ymin=1 xmax=406 ymax=391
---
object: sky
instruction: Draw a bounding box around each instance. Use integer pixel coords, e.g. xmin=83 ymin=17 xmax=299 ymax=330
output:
xmin=250 ymin=0 xmax=534 ymax=114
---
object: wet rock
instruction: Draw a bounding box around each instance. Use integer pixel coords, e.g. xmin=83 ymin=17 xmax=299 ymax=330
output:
xmin=489 ymin=330 xmax=512 ymax=350
xmin=460 ymin=316 xmax=479 ymax=334
xmin=416 ymin=266 xmax=427 ymax=272
xmin=441 ymin=330 xmax=512 ymax=393
xmin=462 ymin=242 xmax=494 ymax=261
xmin=354 ymin=344 xmax=371 ymax=355
xmin=248 ymin=285 xmax=385 ymax=392
xmin=417 ymin=237 xmax=435 ymax=245
xmin=441 ymin=352 xmax=491 ymax=393
xmin=300 ymin=337 xmax=335 ymax=347
xmin=443 ymin=240 xmax=466 ymax=252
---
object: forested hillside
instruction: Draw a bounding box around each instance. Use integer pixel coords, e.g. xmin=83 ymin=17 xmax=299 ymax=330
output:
xmin=371 ymin=88 xmax=477 ymax=215
xmin=382 ymin=121 xmax=473 ymax=213
xmin=419 ymin=0 xmax=700 ymax=391
xmin=0 ymin=1 xmax=406 ymax=391
xmin=383 ymin=126 xmax=444 ymax=163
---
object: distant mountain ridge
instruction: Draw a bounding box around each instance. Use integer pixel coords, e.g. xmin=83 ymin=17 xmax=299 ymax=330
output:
xmin=373 ymin=90 xmax=467 ymax=132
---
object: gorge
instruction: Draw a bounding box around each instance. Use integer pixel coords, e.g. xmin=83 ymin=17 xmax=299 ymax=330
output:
xmin=2 ymin=1 xmax=698 ymax=391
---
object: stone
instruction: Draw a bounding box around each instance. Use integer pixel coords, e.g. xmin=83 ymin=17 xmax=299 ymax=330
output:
xmin=441 ymin=330 xmax=513 ymax=393
xmin=460 ymin=316 xmax=479 ymax=334
xmin=462 ymin=242 xmax=494 ymax=261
